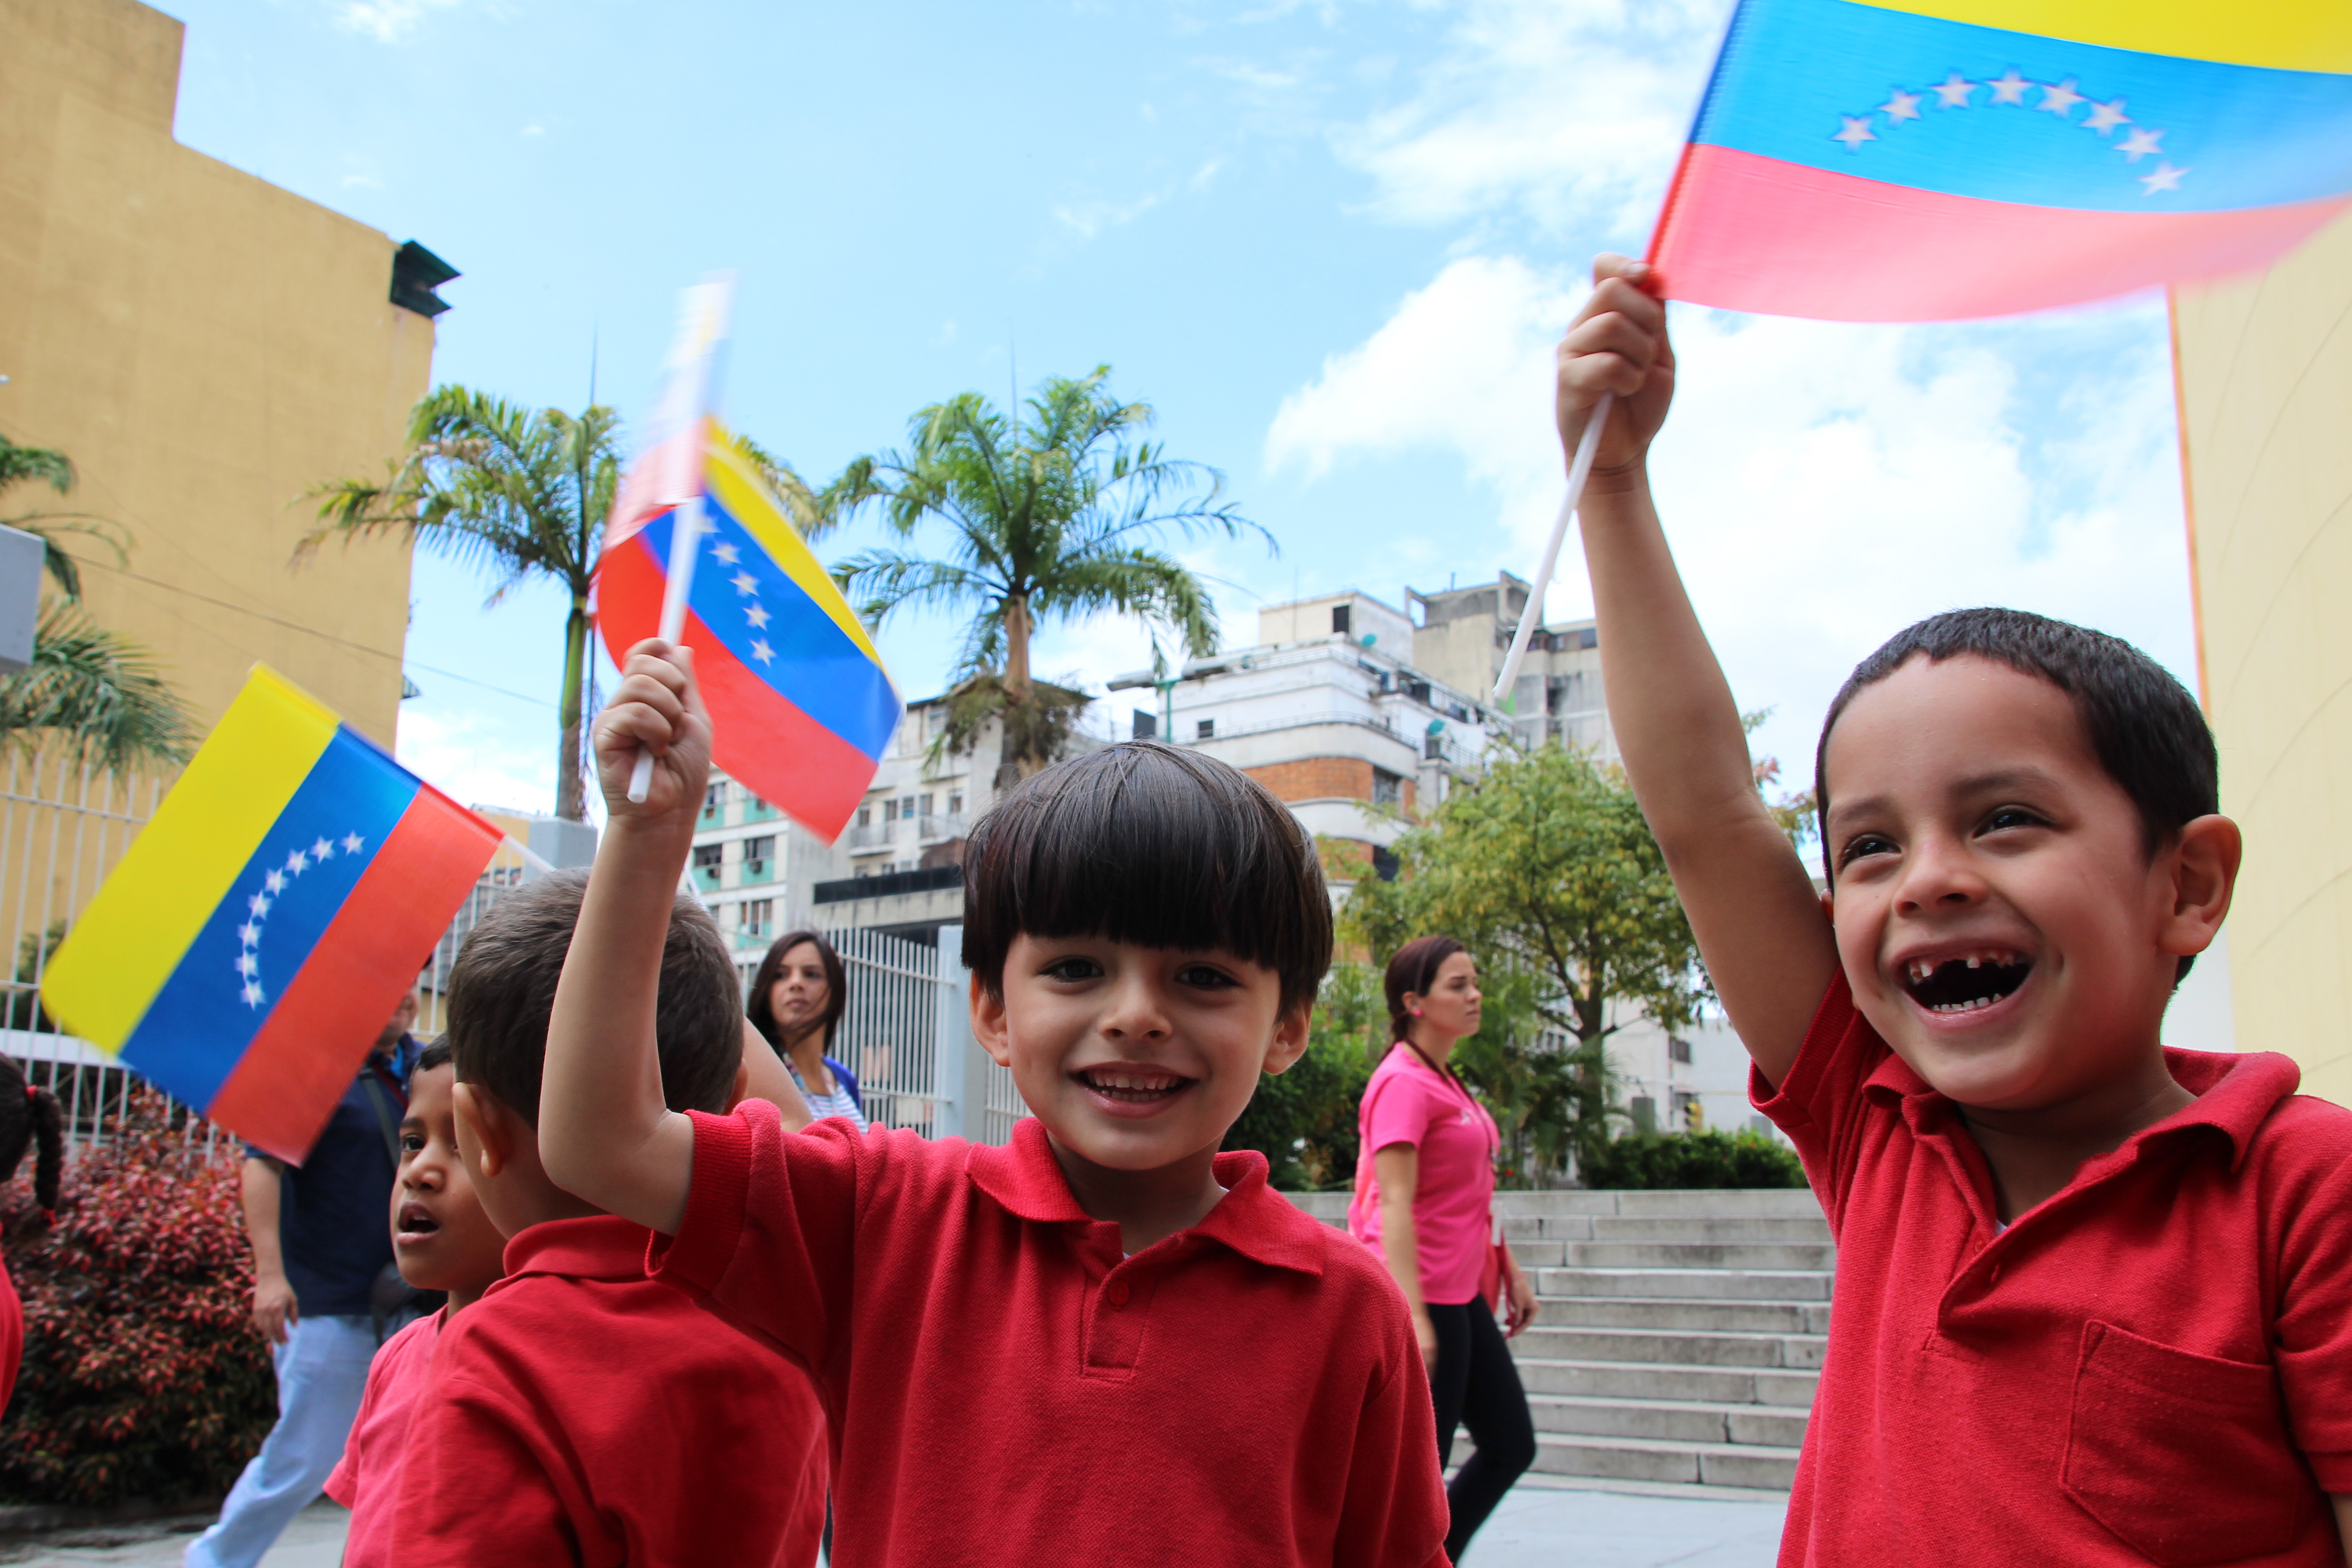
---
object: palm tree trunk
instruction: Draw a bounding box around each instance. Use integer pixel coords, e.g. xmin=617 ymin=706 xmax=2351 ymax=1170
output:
xmin=1004 ymin=593 xmax=1033 ymax=700
xmin=557 ymin=597 xmax=589 ymax=820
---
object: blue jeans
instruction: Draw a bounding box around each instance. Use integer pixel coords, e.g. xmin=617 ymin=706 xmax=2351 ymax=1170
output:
xmin=186 ymin=1314 xmax=377 ymax=1568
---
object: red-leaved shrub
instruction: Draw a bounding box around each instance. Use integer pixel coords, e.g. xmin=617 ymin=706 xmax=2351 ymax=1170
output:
xmin=0 ymin=1093 xmax=274 ymax=1505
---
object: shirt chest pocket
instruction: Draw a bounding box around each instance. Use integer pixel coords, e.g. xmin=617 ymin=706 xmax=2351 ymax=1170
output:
xmin=2062 ymin=1320 xmax=2312 ymax=1565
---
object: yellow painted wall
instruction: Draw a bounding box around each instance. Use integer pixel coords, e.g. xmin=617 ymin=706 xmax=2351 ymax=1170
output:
xmin=2172 ymin=209 xmax=2352 ymax=1106
xmin=0 ymin=0 xmax=429 ymax=749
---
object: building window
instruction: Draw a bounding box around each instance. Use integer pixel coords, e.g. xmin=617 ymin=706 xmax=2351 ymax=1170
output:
xmin=857 ymin=805 xmax=872 ymax=829
xmin=947 ymin=792 xmax=964 ymax=814
xmin=1196 ymin=719 xmax=1215 ymax=740
xmin=1371 ymin=768 xmax=1403 ymax=808
xmin=898 ymin=797 xmax=915 ymax=819
xmin=1331 ymin=604 xmax=1351 ymax=636
xmin=1371 ymin=844 xmax=1401 ymax=882
xmin=691 ymin=844 xmax=724 ymax=869
xmin=1668 ymin=1036 xmax=1693 ymax=1065
xmin=742 ymin=898 xmax=774 ymax=940
xmin=701 ymin=782 xmax=724 ymax=818
xmin=743 ymin=835 xmax=775 ymax=868
xmin=1132 ymin=709 xmax=1157 ymax=740
xmin=919 ymin=793 xmax=934 ymax=816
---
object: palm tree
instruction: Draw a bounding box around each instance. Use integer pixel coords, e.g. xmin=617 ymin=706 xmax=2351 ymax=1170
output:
xmin=2 ymin=433 xmax=129 ymax=601
xmin=301 ymin=387 xmax=822 ymax=821
xmin=0 ymin=434 xmax=193 ymax=772
xmin=831 ymin=367 xmax=1270 ymax=776
xmin=0 ymin=604 xmax=194 ymax=772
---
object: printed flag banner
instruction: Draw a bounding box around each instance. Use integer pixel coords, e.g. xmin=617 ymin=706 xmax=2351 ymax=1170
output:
xmin=40 ymin=668 xmax=503 ymax=1161
xmin=1650 ymin=0 xmax=2352 ymax=320
xmin=597 ymin=423 xmax=902 ymax=842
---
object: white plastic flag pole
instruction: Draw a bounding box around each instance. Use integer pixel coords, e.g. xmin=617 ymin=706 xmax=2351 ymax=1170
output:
xmin=625 ymin=490 xmax=707 ymax=803
xmin=1491 ymin=390 xmax=1613 ymax=711
xmin=619 ymin=274 xmax=735 ymax=806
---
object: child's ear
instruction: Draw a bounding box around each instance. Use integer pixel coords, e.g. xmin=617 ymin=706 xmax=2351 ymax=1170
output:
xmin=2161 ymin=813 xmax=2241 ymax=959
xmin=452 ymin=1083 xmax=510 ymax=1181
xmin=1260 ymin=1000 xmax=1314 ymax=1077
xmin=971 ymin=973 xmax=1014 ymax=1069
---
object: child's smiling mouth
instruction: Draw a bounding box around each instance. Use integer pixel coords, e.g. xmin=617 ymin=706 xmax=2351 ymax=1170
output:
xmin=1898 ymin=949 xmax=2034 ymax=1016
xmin=1074 ymin=1065 xmax=1195 ymax=1105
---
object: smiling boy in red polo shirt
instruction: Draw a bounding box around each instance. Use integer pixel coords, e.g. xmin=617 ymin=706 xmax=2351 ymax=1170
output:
xmin=388 ymin=870 xmax=829 ymax=1567
xmin=539 ymin=644 xmax=1450 ymax=1567
xmin=1555 ymin=253 xmax=2352 ymax=1563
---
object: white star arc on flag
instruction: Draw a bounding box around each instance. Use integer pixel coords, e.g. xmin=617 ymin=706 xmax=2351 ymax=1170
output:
xmin=2117 ymin=127 xmax=2165 ymax=162
xmin=232 ymin=827 xmax=366 ymax=1009
xmin=1832 ymin=114 xmax=1877 ymax=150
xmin=1878 ymin=88 xmax=1922 ymax=124
xmin=2082 ymin=97 xmax=2130 ymax=136
xmin=2037 ymin=78 xmax=2085 ymax=118
xmin=710 ymin=541 xmax=741 ymax=566
xmin=1833 ymin=69 xmax=2175 ymax=196
xmin=2139 ymin=161 xmax=2187 ymax=194
xmin=1931 ymin=73 xmax=1976 ymax=108
xmin=750 ymin=638 xmax=776 ymax=665
xmin=1986 ymin=69 xmax=2031 ymax=106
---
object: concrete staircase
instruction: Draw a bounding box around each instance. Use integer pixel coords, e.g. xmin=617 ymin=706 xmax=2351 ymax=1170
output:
xmin=1289 ymin=1188 xmax=1828 ymax=1492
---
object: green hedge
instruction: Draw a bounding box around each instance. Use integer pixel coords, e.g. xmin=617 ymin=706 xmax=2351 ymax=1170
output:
xmin=1578 ymin=1129 xmax=1808 ymax=1191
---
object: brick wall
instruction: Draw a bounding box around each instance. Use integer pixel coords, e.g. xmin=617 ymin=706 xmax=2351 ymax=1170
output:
xmin=1244 ymin=757 xmax=1417 ymax=815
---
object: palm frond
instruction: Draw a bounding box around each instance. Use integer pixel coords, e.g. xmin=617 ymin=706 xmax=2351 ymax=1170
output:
xmin=0 ymin=515 xmax=130 ymax=604
xmin=0 ymin=436 xmax=74 ymax=500
xmin=0 ymin=604 xmax=195 ymax=771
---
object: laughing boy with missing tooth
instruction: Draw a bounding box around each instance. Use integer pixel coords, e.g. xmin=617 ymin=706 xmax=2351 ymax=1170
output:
xmin=1559 ymin=253 xmax=2352 ymax=1563
xmin=535 ymin=644 xmax=1450 ymax=1567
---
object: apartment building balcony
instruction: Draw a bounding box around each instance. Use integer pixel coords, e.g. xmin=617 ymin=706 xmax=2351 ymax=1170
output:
xmin=916 ymin=813 xmax=965 ymax=843
xmin=848 ymin=823 xmax=892 ymax=855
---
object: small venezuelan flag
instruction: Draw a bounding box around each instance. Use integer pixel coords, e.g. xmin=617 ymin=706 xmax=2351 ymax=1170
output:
xmin=40 ymin=668 xmax=503 ymax=1161
xmin=597 ymin=422 xmax=902 ymax=842
xmin=1651 ymin=0 xmax=2352 ymax=320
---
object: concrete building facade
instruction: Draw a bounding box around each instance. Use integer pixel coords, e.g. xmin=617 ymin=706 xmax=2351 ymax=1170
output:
xmin=3 ymin=0 xmax=434 ymax=746
xmin=1407 ymin=574 xmax=1613 ymax=761
xmin=2172 ymin=208 xmax=2352 ymax=1104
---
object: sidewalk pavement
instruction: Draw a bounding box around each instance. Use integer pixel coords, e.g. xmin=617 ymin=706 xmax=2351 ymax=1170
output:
xmin=0 ymin=1485 xmax=1789 ymax=1566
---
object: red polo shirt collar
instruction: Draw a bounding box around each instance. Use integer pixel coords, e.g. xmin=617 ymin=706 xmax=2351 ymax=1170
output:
xmin=1857 ymin=1040 xmax=2300 ymax=1175
xmin=964 ymin=1118 xmax=1326 ymax=1276
xmin=497 ymin=1214 xmax=649 ymax=1283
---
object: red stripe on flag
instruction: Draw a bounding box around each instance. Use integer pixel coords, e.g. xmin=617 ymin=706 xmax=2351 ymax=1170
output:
xmin=1653 ymin=144 xmax=2352 ymax=322
xmin=689 ymin=604 xmax=878 ymax=842
xmin=210 ymin=785 xmax=502 ymax=1162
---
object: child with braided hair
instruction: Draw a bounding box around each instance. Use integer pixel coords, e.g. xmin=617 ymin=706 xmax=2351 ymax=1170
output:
xmin=0 ymin=1055 xmax=65 ymax=1410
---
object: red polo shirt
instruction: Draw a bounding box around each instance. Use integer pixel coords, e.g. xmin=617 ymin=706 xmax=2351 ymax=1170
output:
xmin=390 ymin=1214 xmax=827 ymax=1567
xmin=655 ymin=1108 xmax=1450 ymax=1568
xmin=1759 ymin=972 xmax=2352 ymax=1565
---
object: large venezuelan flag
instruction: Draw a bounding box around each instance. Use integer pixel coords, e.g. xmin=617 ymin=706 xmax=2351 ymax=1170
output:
xmin=1651 ymin=0 xmax=2352 ymax=320
xmin=597 ymin=424 xmax=902 ymax=841
xmin=40 ymin=668 xmax=503 ymax=1161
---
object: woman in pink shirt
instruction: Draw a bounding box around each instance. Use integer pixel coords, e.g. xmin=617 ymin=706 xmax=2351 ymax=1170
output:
xmin=1349 ymin=935 xmax=1537 ymax=1561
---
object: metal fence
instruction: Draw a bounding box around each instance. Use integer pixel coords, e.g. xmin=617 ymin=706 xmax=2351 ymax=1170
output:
xmin=3 ymin=757 xmax=1020 ymax=1156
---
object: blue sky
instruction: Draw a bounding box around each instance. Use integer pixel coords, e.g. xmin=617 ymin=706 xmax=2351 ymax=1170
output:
xmin=163 ymin=0 xmax=2194 ymax=820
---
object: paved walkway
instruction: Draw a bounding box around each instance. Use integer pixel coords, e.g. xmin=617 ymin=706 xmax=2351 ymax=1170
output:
xmin=0 ymin=1486 xmax=1789 ymax=1566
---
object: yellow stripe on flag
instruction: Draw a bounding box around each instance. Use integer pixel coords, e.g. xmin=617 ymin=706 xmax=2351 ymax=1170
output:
xmin=703 ymin=435 xmax=889 ymax=666
xmin=1854 ymin=0 xmax=2352 ymax=73
xmin=41 ymin=666 xmax=339 ymax=1053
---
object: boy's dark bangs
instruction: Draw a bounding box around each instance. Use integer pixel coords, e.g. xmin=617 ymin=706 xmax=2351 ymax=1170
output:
xmin=965 ymin=743 xmax=1331 ymax=1007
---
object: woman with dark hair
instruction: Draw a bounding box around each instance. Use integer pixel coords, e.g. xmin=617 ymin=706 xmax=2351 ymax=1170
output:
xmin=746 ymin=931 xmax=866 ymax=1131
xmin=1348 ymin=935 xmax=1537 ymax=1562
xmin=0 ymin=1057 xmax=64 ymax=1410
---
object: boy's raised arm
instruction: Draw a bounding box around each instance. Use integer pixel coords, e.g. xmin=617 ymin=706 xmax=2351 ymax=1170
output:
xmin=1564 ymin=256 xmax=1836 ymax=1087
xmin=539 ymin=641 xmax=708 ymax=1235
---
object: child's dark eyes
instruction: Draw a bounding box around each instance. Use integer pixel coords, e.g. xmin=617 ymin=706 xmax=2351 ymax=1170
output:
xmin=1039 ymin=956 xmax=1103 ymax=983
xmin=1836 ymin=833 xmax=1897 ymax=869
xmin=399 ymin=1131 xmax=426 ymax=1155
xmin=1175 ymin=964 xmax=1239 ymax=990
xmin=1980 ymin=805 xmax=2045 ymax=834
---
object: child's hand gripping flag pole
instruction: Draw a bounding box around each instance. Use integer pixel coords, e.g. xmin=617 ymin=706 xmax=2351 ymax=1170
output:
xmin=38 ymin=667 xmax=504 ymax=1161
xmin=1492 ymin=0 xmax=2352 ymax=706
xmin=617 ymin=274 xmax=736 ymax=804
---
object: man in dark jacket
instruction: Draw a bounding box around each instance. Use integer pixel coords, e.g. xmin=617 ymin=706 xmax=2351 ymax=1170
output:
xmin=186 ymin=994 xmax=420 ymax=1568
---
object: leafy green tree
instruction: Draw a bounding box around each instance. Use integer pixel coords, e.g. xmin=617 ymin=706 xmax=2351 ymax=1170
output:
xmin=831 ymin=368 xmax=1269 ymax=777
xmin=1222 ymin=962 xmax=1383 ymax=1189
xmin=1342 ymin=741 xmax=1704 ymax=1175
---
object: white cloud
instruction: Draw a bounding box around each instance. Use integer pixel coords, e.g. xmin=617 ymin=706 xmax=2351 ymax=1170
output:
xmin=1052 ymin=191 xmax=1166 ymax=239
xmin=1261 ymin=254 xmax=2192 ymax=784
xmin=336 ymin=0 xmax=461 ymax=44
xmin=1332 ymin=0 xmax=1729 ymax=239
xmin=396 ymin=703 xmax=558 ymax=819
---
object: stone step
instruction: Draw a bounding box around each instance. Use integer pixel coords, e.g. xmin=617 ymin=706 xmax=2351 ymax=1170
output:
xmin=1591 ymin=1215 xmax=1831 ymax=1243
xmin=1514 ymin=1357 xmax=1819 ymax=1407
xmin=1514 ymin=1324 xmax=1828 ymax=1370
xmin=1537 ymin=1266 xmax=1831 ymax=1301
xmin=1512 ymin=1240 xmax=1567 ymax=1269
xmin=1534 ymin=1297 xmax=1832 ymax=1334
xmin=1567 ymin=1240 xmax=1838 ymax=1272
xmin=1526 ymin=1393 xmax=1812 ymax=1448
xmin=1607 ymin=1190 xmax=1821 ymax=1219
xmin=1462 ymin=1431 xmax=1804 ymax=1490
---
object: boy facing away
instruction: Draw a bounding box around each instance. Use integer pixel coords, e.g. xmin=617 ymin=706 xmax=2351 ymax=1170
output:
xmin=390 ymin=871 xmax=829 ymax=1568
xmin=1559 ymin=255 xmax=2352 ymax=1563
xmin=323 ymin=1038 xmax=506 ymax=1568
xmin=539 ymin=646 xmax=1450 ymax=1567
